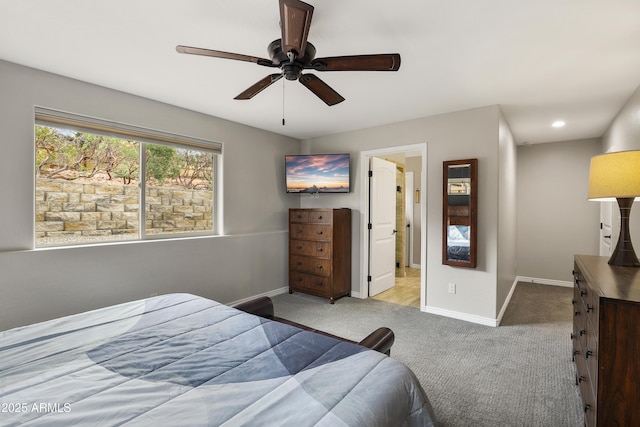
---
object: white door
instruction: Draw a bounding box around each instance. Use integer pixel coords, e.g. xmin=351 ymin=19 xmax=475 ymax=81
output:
xmin=600 ymin=201 xmax=614 ymax=256
xmin=369 ymin=157 xmax=397 ymax=296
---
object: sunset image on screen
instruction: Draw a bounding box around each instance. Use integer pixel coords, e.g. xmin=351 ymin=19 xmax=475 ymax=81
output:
xmin=286 ymin=154 xmax=350 ymax=193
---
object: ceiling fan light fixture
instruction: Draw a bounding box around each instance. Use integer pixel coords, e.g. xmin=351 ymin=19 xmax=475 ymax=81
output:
xmin=283 ymin=63 xmax=302 ymax=80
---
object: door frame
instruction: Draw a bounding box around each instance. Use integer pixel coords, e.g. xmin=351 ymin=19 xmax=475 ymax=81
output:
xmin=359 ymin=143 xmax=428 ymax=310
xmin=405 ymin=171 xmax=415 ymax=267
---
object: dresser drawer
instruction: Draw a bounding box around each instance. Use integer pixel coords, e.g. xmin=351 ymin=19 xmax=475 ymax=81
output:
xmin=290 ymin=255 xmax=331 ymax=276
xmin=289 ymin=271 xmax=330 ymax=293
xmin=585 ymin=325 xmax=598 ymax=396
xmin=289 ymin=209 xmax=331 ymax=224
xmin=575 ymin=349 xmax=596 ymax=423
xmin=576 ymin=276 xmax=600 ymax=329
xmin=308 ymin=210 xmax=331 ymax=224
xmin=290 ymin=240 xmax=331 ymax=258
xmin=574 ymin=286 xmax=588 ymax=350
xmin=289 ymin=224 xmax=332 ymax=241
xmin=290 ymin=210 xmax=310 ymax=223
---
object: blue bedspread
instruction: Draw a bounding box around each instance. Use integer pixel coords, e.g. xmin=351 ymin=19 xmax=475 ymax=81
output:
xmin=0 ymin=293 xmax=434 ymax=426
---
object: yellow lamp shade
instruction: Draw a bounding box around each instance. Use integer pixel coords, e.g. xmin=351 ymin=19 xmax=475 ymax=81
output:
xmin=588 ymin=150 xmax=640 ymax=200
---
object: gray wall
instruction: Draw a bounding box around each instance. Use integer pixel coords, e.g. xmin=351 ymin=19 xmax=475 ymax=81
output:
xmin=5 ymin=53 xmax=625 ymax=328
xmin=0 ymin=59 xmax=300 ymax=330
xmin=516 ymin=138 xmax=601 ymax=281
xmin=602 ymin=84 xmax=640 ymax=153
xmin=601 ymin=83 xmax=640 ymax=249
xmin=301 ymin=105 xmax=516 ymax=323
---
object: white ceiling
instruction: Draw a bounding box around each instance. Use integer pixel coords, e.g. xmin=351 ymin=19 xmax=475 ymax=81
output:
xmin=2 ymin=0 xmax=640 ymax=144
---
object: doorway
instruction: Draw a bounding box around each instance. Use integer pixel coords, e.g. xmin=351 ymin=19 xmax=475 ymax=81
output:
xmin=372 ymin=267 xmax=421 ymax=307
xmin=599 ymin=201 xmax=615 ymax=257
xmin=359 ymin=143 xmax=427 ymax=310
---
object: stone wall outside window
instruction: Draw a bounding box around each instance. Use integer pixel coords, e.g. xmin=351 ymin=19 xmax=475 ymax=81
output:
xmin=35 ymin=178 xmax=213 ymax=245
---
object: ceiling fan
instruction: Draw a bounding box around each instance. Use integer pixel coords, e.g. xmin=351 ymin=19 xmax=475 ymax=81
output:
xmin=176 ymin=0 xmax=401 ymax=106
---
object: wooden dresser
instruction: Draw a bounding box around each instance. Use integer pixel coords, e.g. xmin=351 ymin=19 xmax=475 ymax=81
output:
xmin=289 ymin=208 xmax=351 ymax=303
xmin=572 ymin=254 xmax=640 ymax=426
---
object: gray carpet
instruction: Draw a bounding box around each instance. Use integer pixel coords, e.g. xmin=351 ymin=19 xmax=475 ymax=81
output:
xmin=271 ymin=283 xmax=583 ymax=426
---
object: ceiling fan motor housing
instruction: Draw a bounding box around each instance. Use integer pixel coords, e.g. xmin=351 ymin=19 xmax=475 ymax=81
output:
xmin=268 ymin=39 xmax=316 ymax=80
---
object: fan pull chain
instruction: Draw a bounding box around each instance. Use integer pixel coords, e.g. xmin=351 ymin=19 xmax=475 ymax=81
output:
xmin=282 ymin=77 xmax=286 ymax=126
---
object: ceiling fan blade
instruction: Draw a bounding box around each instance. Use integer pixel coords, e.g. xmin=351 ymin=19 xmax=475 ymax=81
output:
xmin=310 ymin=54 xmax=401 ymax=71
xmin=176 ymin=45 xmax=276 ymax=68
xmin=299 ymin=74 xmax=345 ymax=106
xmin=234 ymin=74 xmax=283 ymax=100
xmin=279 ymin=0 xmax=314 ymax=57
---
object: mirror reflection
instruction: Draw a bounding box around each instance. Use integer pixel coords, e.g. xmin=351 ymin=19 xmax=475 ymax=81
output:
xmin=443 ymin=159 xmax=477 ymax=268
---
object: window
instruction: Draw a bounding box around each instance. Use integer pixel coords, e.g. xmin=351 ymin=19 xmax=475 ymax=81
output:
xmin=35 ymin=107 xmax=221 ymax=247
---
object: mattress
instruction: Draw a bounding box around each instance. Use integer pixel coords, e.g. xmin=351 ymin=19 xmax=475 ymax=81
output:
xmin=0 ymin=293 xmax=435 ymax=426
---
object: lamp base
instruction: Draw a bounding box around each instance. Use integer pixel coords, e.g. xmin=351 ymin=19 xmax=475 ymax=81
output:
xmin=608 ymin=198 xmax=640 ymax=267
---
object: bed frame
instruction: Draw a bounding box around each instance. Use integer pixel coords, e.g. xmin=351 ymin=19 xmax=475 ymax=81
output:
xmin=233 ymin=296 xmax=395 ymax=355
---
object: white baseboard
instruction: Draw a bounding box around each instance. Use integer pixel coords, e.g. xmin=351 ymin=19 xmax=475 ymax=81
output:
xmin=424 ymin=305 xmax=498 ymax=327
xmin=426 ymin=276 xmax=549 ymax=328
xmin=516 ymin=276 xmax=573 ymax=288
xmin=350 ymin=290 xmax=364 ymax=299
xmin=227 ymin=286 xmax=289 ymax=307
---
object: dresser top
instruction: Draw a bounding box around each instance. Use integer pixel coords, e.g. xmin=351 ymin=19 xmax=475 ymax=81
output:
xmin=576 ymin=254 xmax=640 ymax=303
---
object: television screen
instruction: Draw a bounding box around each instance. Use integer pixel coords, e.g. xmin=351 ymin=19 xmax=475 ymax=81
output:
xmin=285 ymin=153 xmax=350 ymax=193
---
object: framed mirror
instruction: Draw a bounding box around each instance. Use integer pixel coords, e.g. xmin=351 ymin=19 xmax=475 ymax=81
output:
xmin=442 ymin=158 xmax=477 ymax=268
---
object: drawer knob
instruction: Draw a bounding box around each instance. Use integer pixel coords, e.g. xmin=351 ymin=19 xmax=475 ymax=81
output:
xmin=316 ymin=230 xmax=323 ymax=235
xmin=581 ymin=290 xmax=587 ymax=297
xmin=586 ymin=350 xmax=593 ymax=359
xmin=578 ymin=375 xmax=585 ymax=383
xmin=580 ymin=330 xmax=586 ymax=336
xmin=574 ymin=311 xmax=580 ymax=317
xmin=296 ymin=245 xmax=302 ymax=250
xmin=297 ymin=229 xmax=303 ymax=233
xmin=315 ymin=265 xmax=323 ymax=269
xmin=586 ymin=304 xmax=593 ymax=312
xmin=316 ymin=248 xmax=323 ymax=252
xmin=570 ymin=333 xmax=575 ymax=340
xmin=315 ymin=282 xmax=322 ymax=286
xmin=297 ymin=262 xmax=302 ymax=266
xmin=584 ymin=404 xmax=591 ymax=413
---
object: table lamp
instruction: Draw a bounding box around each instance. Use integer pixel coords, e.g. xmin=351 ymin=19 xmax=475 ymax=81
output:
xmin=588 ymin=150 xmax=640 ymax=266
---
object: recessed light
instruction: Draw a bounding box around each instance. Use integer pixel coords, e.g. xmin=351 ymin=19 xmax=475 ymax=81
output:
xmin=552 ymin=120 xmax=566 ymax=128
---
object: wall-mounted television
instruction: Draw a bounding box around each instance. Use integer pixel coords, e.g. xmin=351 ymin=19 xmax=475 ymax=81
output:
xmin=285 ymin=153 xmax=350 ymax=193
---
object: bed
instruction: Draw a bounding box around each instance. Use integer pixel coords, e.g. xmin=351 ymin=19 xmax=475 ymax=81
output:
xmin=0 ymin=293 xmax=435 ymax=426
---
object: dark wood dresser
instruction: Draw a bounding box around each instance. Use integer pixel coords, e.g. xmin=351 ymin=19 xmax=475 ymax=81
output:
xmin=288 ymin=208 xmax=351 ymax=303
xmin=572 ymin=254 xmax=640 ymax=426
